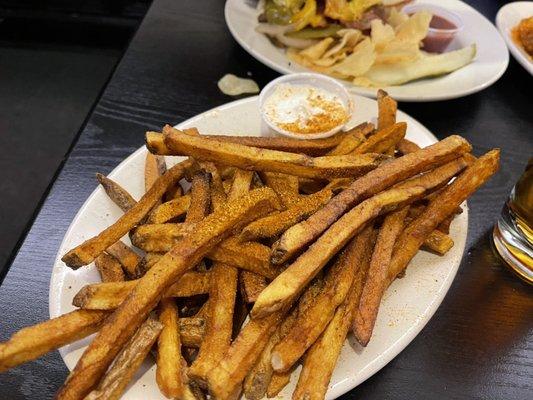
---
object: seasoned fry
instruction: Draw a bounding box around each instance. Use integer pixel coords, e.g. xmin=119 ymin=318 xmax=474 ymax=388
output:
xmin=132 ymin=230 xmax=277 ymax=278
xmin=94 ymin=253 xmax=125 ymax=283
xmin=180 ymin=317 xmax=206 ymax=347
xmin=106 ymin=241 xmax=142 ymax=279
xmin=292 ymin=235 xmax=374 ymax=400
xmin=130 ymin=223 xmax=194 ymax=252
xmin=209 ymin=238 xmax=277 ymax=279
xmin=387 ymin=150 xmax=500 ymax=283
xmin=96 ymin=173 xmax=137 ymax=212
xmin=326 ymin=123 xmax=375 ymax=156
xmin=145 ymin=153 xmax=167 ymax=192
xmin=352 ymin=122 xmax=406 ymax=155
xmin=84 ymin=316 xmax=162 ymax=400
xmin=56 ymin=188 xmax=279 ymax=400
xmin=240 ymin=271 xmax=268 ymax=303
xmin=260 ymin=172 xmax=299 ymax=207
xmin=239 ymin=189 xmax=333 ymax=242
xmin=73 ymin=271 xmax=212 ymax=310
xmin=424 ymin=229 xmax=454 ymax=255
xmin=267 ymin=371 xmax=292 ymax=398
xmin=377 ymin=89 xmax=397 ymax=131
xmin=63 ymin=160 xmax=193 ymax=269
xmin=148 ymin=195 xmax=191 ymax=224
xmin=200 ymin=161 xmax=226 ymax=211
xmin=271 ymin=135 xmax=472 ymax=265
xmin=206 ymin=308 xmax=287 ymax=400
xmin=0 ymin=310 xmax=107 ymax=372
xmin=157 ymin=299 xmax=184 ymax=399
xmin=186 ymin=171 xmax=212 ymax=223
xmin=256 ymin=158 xmax=469 ymax=318
xmin=188 ymin=262 xmax=238 ymax=386
xmin=243 ymin=309 xmax=298 ymax=400
xmin=228 ymin=169 xmax=254 ymax=200
xmin=271 ymin=225 xmax=376 ymax=372
xmin=353 ymin=208 xmax=408 ymax=346
xmin=147 ymin=126 xmax=373 ymax=156
xmin=190 ymin=167 xmax=252 ymax=386
xmin=397 ymin=138 xmax=421 ymax=155
xmin=162 ymin=126 xmax=386 ymax=179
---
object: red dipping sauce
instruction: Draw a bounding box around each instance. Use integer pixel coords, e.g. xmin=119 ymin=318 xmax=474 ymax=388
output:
xmin=404 ymin=5 xmax=464 ymax=53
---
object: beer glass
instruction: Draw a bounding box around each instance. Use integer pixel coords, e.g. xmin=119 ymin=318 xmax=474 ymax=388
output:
xmin=493 ymin=158 xmax=532 ymax=284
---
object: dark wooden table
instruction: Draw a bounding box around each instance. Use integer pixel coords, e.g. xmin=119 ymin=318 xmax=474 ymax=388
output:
xmin=1 ymin=0 xmax=531 ymax=398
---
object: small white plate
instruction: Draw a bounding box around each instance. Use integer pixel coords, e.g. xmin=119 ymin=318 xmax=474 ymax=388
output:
xmin=496 ymin=1 xmax=533 ymax=75
xmin=49 ymin=95 xmax=468 ymax=399
xmin=225 ymin=0 xmax=509 ymax=102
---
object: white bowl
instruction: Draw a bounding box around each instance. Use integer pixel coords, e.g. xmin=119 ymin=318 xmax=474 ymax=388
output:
xmin=259 ymin=73 xmax=353 ymax=140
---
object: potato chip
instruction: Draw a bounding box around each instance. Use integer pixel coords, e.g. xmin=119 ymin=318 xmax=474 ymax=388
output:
xmin=313 ymin=52 xmax=347 ymax=67
xmin=395 ymin=11 xmax=432 ymax=44
xmin=300 ymin=37 xmax=334 ymax=60
xmin=322 ymin=29 xmax=361 ymax=59
xmin=364 ymin=44 xmax=476 ymax=86
xmin=370 ymin=20 xmax=395 ymax=51
xmin=375 ymin=40 xmax=420 ymax=65
xmin=329 ymin=37 xmax=375 ymax=77
xmin=217 ymin=74 xmax=260 ymax=96
xmin=387 ymin=8 xmax=409 ymax=28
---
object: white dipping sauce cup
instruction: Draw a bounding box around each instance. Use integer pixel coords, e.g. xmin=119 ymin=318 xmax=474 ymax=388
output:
xmin=259 ymin=73 xmax=353 ymax=139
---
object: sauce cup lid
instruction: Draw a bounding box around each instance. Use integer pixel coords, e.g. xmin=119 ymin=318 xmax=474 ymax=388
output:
xmin=402 ymin=3 xmax=464 ymax=34
xmin=259 ymin=73 xmax=353 ymax=140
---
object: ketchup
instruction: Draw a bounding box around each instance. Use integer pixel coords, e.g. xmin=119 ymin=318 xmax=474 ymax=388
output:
xmin=418 ymin=14 xmax=459 ymax=53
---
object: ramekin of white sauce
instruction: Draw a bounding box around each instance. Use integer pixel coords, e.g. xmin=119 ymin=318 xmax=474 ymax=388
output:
xmin=259 ymin=73 xmax=353 ymax=139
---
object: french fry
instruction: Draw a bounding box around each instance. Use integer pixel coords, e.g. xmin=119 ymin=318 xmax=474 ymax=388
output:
xmin=397 ymin=138 xmax=421 ymax=155
xmin=157 ymin=299 xmax=184 ymax=399
xmin=387 ymin=150 xmax=500 ymax=283
xmin=146 ymin=127 xmax=369 ymax=157
xmin=353 ymin=207 xmax=409 ymax=346
xmin=206 ymin=308 xmax=288 ymax=400
xmin=377 ymin=89 xmax=397 ymax=131
xmin=63 ymin=160 xmax=194 ymax=269
xmin=243 ymin=310 xmax=298 ymax=400
xmin=162 ymin=126 xmax=386 ymax=180
xmin=56 ymin=187 xmax=279 ymax=400
xmin=267 ymin=371 xmax=292 ymax=398
xmin=228 ymin=169 xmax=254 ymax=200
xmin=96 ymin=173 xmax=137 ymax=212
xmin=256 ymin=157 xmax=470 ymax=318
xmin=297 ymin=177 xmax=326 ymax=195
xmin=145 ymin=153 xmax=167 ymax=192
xmin=239 ymin=189 xmax=333 ymax=242
xmin=180 ymin=317 xmax=206 ymax=348
xmin=240 ymin=271 xmax=268 ymax=303
xmin=148 ymin=195 xmax=191 ymax=224
xmin=271 ymin=135 xmax=472 ymax=265
xmin=292 ymin=232 xmax=374 ymax=400
xmin=352 ymin=122 xmax=405 ymax=155
xmin=186 ymin=171 xmax=212 ymax=223
xmin=165 ymin=182 xmax=184 ymax=201
xmin=131 ymin=231 xmax=277 ymax=278
xmin=106 ymin=241 xmax=142 ymax=279
xmin=72 ymin=271 xmax=212 ymax=310
xmin=260 ymin=172 xmax=300 ymax=207
xmin=326 ymin=123 xmax=375 ymax=156
xmin=188 ymin=262 xmax=238 ymax=386
xmin=84 ymin=316 xmax=162 ymax=400
xmin=270 ymin=225 xmax=376 ymax=372
xmin=199 ymin=161 xmax=226 ymax=211
xmin=424 ymin=229 xmax=454 ymax=255
xmin=0 ymin=310 xmax=108 ymax=372
xmin=189 ymin=168 xmax=251 ymax=387
xmin=94 ymin=253 xmax=125 ymax=283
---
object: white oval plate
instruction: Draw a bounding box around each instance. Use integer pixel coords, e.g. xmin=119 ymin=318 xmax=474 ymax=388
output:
xmin=225 ymin=0 xmax=508 ymax=102
xmin=50 ymin=95 xmax=468 ymax=399
xmin=496 ymin=1 xmax=533 ymax=75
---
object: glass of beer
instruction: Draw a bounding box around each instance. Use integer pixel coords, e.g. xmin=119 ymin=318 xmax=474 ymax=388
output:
xmin=493 ymin=158 xmax=533 ymax=284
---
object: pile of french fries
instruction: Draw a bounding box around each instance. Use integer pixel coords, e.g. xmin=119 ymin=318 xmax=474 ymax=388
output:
xmin=0 ymin=90 xmax=499 ymax=400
